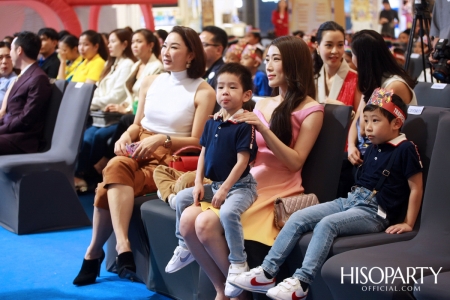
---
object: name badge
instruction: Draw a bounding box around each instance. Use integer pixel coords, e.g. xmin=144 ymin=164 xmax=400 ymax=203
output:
xmin=408 ymin=106 xmax=424 ymax=115
xmin=431 ymin=83 xmax=447 ymax=89
xmin=377 ymin=205 xmax=387 ymax=219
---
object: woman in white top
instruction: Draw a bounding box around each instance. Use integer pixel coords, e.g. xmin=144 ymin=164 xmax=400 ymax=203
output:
xmin=73 ymin=26 xmax=216 ymax=286
xmin=313 ymin=21 xmax=363 ymax=198
xmin=74 ymin=29 xmax=135 ymax=191
xmin=313 ymin=21 xmax=361 ymax=112
xmin=93 ymin=29 xmax=164 ymax=174
xmin=347 ymin=29 xmax=417 ymax=166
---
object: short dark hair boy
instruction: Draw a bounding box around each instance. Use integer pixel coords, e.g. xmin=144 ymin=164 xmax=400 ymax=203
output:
xmin=167 ymin=63 xmax=258 ymax=298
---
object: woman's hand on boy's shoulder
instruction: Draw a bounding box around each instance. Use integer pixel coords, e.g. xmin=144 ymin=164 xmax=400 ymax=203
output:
xmin=385 ymin=222 xmax=413 ymax=234
xmin=234 ymin=111 xmax=266 ymax=133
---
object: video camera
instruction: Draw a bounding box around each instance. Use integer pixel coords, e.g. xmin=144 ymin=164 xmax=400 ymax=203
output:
xmin=432 ymin=39 xmax=450 ymax=83
xmin=414 ymin=0 xmax=430 ymax=14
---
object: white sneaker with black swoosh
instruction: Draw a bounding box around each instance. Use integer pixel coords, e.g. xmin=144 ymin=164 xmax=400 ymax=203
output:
xmin=165 ymin=246 xmax=195 ymax=273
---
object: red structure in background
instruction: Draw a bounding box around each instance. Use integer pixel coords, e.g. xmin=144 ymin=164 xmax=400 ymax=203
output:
xmin=0 ymin=0 xmax=177 ymax=37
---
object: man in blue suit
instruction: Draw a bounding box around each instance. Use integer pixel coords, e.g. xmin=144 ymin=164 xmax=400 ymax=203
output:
xmin=0 ymin=31 xmax=52 ymax=155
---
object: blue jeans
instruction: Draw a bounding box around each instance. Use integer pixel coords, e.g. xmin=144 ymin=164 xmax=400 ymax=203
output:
xmin=261 ymin=186 xmax=389 ymax=284
xmin=76 ymin=124 xmax=118 ymax=176
xmin=176 ymin=173 xmax=257 ymax=263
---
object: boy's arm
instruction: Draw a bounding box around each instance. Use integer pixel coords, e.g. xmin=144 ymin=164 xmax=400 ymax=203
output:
xmin=211 ymin=151 xmax=250 ymax=209
xmin=385 ymin=172 xmax=423 ymax=234
xmin=348 ymin=99 xmax=364 ymax=166
xmin=193 ymin=147 xmax=206 ymax=206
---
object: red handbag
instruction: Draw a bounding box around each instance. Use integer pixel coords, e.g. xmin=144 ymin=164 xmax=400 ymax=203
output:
xmin=169 ymin=146 xmax=202 ymax=172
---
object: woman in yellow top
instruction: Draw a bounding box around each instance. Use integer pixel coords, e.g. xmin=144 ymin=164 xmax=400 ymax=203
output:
xmin=71 ymin=30 xmax=108 ymax=84
xmin=57 ymin=34 xmax=83 ymax=81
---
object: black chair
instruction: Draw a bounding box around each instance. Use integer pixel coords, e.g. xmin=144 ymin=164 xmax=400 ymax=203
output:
xmin=321 ymin=110 xmax=450 ymax=300
xmin=141 ymin=199 xmax=204 ymax=300
xmin=139 ymin=104 xmax=352 ymax=300
xmin=414 ymin=82 xmax=450 ymax=108
xmin=414 ymin=272 xmax=450 ymax=300
xmin=407 ymin=54 xmax=425 ymax=81
xmin=39 ymin=80 xmax=67 ymax=152
xmin=0 ymin=81 xmax=95 ymax=234
xmin=105 ymin=195 xmax=156 ymax=286
xmin=291 ymin=106 xmax=447 ymax=300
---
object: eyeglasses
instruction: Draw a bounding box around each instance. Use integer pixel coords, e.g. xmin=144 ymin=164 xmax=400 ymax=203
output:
xmin=202 ymin=42 xmax=220 ymax=48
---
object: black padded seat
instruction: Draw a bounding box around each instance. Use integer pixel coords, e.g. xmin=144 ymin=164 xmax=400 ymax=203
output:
xmin=294 ymin=106 xmax=447 ymax=300
xmin=0 ymin=81 xmax=95 ymax=234
xmin=414 ymin=82 xmax=450 ymax=108
xmin=105 ymin=195 xmax=157 ymax=285
xmin=141 ymin=199 xmax=208 ymax=300
xmin=321 ymin=111 xmax=450 ymax=300
xmin=414 ymin=272 xmax=450 ymax=300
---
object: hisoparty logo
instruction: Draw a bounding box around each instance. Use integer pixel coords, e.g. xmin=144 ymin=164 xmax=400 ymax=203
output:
xmin=341 ymin=267 xmax=443 ymax=292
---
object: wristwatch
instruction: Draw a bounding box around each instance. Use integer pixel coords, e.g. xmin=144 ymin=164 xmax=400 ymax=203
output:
xmin=163 ymin=135 xmax=172 ymax=148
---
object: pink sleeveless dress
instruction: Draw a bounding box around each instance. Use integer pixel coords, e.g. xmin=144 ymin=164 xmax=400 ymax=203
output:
xmin=242 ymin=105 xmax=324 ymax=246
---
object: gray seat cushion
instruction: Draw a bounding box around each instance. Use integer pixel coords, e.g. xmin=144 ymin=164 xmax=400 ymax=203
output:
xmin=321 ymin=111 xmax=450 ymax=300
xmin=0 ymin=81 xmax=95 ymax=234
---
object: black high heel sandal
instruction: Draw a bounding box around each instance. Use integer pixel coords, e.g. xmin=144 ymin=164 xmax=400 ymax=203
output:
xmin=116 ymin=251 xmax=137 ymax=281
xmin=73 ymin=250 xmax=105 ymax=286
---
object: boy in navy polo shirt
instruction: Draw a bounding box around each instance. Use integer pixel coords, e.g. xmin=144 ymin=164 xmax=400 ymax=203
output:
xmin=230 ymin=88 xmax=423 ymax=300
xmin=165 ymin=63 xmax=258 ymax=298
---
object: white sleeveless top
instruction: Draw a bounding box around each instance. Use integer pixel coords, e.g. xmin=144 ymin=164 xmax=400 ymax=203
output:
xmin=140 ymin=70 xmax=204 ymax=137
xmin=381 ymin=75 xmax=418 ymax=105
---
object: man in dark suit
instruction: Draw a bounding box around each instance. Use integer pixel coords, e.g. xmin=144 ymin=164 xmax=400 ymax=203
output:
xmin=37 ymin=28 xmax=60 ymax=79
xmin=0 ymin=31 xmax=52 ymax=155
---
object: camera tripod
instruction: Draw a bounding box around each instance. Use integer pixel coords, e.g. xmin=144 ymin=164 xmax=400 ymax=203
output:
xmin=404 ymin=0 xmax=433 ymax=83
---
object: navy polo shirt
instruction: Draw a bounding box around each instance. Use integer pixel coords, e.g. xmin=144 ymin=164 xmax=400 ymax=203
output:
xmin=355 ymin=134 xmax=422 ymax=223
xmin=200 ymin=118 xmax=258 ymax=182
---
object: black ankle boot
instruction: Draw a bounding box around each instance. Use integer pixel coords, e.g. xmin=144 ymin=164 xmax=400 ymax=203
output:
xmin=73 ymin=250 xmax=105 ymax=286
xmin=116 ymin=251 xmax=137 ymax=281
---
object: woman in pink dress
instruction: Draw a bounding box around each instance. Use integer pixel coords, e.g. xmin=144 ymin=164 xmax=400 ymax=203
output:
xmin=177 ymin=36 xmax=324 ymax=299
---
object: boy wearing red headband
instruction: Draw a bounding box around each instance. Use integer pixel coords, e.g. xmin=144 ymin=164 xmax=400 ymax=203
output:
xmin=229 ymin=88 xmax=423 ymax=300
xmin=240 ymin=45 xmax=272 ymax=96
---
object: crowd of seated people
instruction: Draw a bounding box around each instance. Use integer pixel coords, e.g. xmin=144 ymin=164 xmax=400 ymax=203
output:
xmin=1 ymin=16 xmax=447 ymax=300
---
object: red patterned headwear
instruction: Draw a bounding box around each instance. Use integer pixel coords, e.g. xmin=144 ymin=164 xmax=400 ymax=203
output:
xmin=366 ymin=88 xmax=406 ymax=123
xmin=242 ymin=45 xmax=262 ymax=63
xmin=226 ymin=44 xmax=244 ymax=60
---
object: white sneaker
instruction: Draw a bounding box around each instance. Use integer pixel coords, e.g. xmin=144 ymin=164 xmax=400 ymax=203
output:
xmin=168 ymin=194 xmax=177 ymax=210
xmin=266 ymin=277 xmax=308 ymax=300
xmin=157 ymin=190 xmax=163 ymax=200
xmin=165 ymin=246 xmax=195 ymax=273
xmin=224 ymin=262 xmax=249 ymax=297
xmin=229 ymin=266 xmax=276 ymax=293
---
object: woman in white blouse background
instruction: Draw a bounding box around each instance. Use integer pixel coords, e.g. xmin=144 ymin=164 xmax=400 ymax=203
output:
xmin=92 ymin=29 xmax=165 ymax=176
xmin=75 ymin=28 xmax=135 ymax=192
